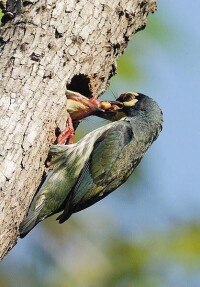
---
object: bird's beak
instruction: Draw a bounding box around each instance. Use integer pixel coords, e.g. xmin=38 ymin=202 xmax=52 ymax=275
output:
xmin=65 ymin=90 xmax=136 ymax=122
xmin=95 ymin=100 xmax=126 ymax=121
xmin=109 ymin=101 xmax=124 ymax=107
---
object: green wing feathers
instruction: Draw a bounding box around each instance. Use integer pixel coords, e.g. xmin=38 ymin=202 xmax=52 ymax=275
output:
xmin=57 ymin=122 xmax=133 ymax=222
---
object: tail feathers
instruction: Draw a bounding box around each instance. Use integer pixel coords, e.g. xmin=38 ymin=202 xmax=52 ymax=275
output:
xmin=56 ymin=210 xmax=72 ymax=223
xmin=19 ymin=203 xmax=45 ymax=238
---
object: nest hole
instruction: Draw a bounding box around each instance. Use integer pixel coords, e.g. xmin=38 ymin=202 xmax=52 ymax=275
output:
xmin=67 ymin=74 xmax=92 ymax=98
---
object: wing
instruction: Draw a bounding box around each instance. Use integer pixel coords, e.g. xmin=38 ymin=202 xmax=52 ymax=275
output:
xmin=58 ymin=120 xmax=133 ymax=223
xmin=90 ymin=122 xmax=133 ymax=183
xmin=30 ymin=120 xmax=122 ymax=219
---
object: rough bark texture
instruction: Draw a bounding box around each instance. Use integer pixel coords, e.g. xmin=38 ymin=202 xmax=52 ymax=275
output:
xmin=0 ymin=0 xmax=156 ymax=260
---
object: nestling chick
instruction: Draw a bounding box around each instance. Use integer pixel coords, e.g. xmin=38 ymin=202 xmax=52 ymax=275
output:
xmin=19 ymin=92 xmax=163 ymax=238
xmin=66 ymin=90 xmax=103 ymax=121
xmin=56 ymin=90 xmax=114 ymax=144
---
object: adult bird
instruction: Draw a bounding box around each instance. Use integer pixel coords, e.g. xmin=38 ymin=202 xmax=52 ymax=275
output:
xmin=19 ymin=92 xmax=163 ymax=238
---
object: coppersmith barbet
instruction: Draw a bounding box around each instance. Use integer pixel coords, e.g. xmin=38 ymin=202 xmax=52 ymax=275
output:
xmin=19 ymin=92 xmax=163 ymax=238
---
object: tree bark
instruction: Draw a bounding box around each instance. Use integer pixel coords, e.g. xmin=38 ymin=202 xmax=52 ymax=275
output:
xmin=0 ymin=0 xmax=156 ymax=260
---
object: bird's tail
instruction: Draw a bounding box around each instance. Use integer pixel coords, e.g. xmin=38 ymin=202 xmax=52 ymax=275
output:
xmin=19 ymin=203 xmax=44 ymax=238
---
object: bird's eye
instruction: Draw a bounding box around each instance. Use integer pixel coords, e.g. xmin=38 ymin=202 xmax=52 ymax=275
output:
xmin=121 ymin=93 xmax=135 ymax=102
xmin=117 ymin=92 xmax=139 ymax=103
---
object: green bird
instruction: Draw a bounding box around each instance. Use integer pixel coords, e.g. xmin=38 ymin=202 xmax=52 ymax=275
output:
xmin=19 ymin=92 xmax=163 ymax=238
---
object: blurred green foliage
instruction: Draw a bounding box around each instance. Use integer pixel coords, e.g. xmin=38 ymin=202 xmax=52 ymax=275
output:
xmin=117 ymin=53 xmax=139 ymax=81
xmin=1 ymin=224 xmax=200 ymax=287
xmin=0 ymin=9 xmax=3 ymax=20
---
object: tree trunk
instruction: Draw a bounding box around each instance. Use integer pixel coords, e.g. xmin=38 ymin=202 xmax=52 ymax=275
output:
xmin=0 ymin=0 xmax=156 ymax=260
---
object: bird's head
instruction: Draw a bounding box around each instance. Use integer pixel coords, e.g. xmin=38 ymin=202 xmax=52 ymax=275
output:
xmin=113 ymin=92 xmax=162 ymax=119
xmin=116 ymin=92 xmax=153 ymax=114
xmin=116 ymin=92 xmax=140 ymax=115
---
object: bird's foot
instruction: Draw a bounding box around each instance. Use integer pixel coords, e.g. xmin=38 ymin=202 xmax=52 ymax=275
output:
xmin=55 ymin=116 xmax=75 ymax=145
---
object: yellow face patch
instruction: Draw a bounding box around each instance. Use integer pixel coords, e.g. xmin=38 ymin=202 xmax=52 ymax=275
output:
xmin=123 ymin=98 xmax=138 ymax=107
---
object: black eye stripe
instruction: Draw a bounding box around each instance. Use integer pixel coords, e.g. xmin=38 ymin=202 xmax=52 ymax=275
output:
xmin=126 ymin=93 xmax=133 ymax=97
xmin=124 ymin=93 xmax=134 ymax=101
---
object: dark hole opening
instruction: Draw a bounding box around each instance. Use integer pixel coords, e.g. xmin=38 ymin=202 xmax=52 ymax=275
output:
xmin=67 ymin=74 xmax=91 ymax=98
